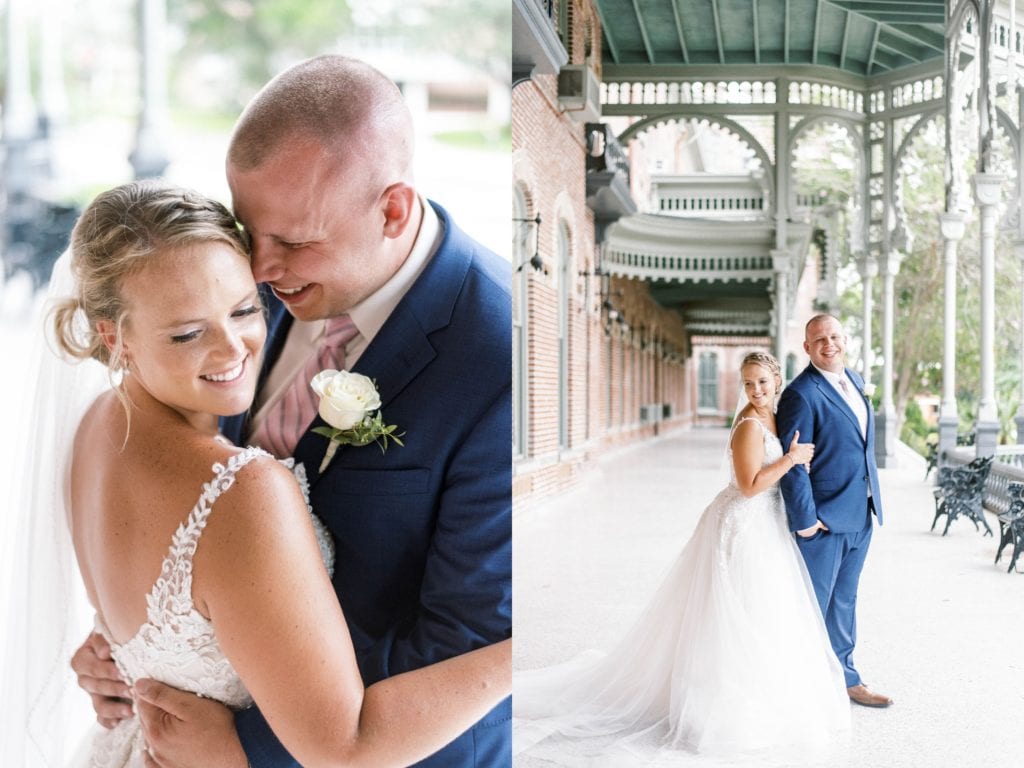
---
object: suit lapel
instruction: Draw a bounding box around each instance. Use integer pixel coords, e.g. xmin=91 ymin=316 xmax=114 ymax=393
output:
xmin=293 ymin=301 xmax=438 ymax=484
xmin=296 ymin=201 xmax=467 ymax=485
xmin=809 ymin=366 xmax=864 ymax=442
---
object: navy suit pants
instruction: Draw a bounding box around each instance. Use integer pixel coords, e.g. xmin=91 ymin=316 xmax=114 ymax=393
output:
xmin=795 ymin=504 xmax=874 ymax=688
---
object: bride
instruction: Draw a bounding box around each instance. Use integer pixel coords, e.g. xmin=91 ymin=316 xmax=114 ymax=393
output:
xmin=5 ymin=180 xmax=510 ymax=768
xmin=513 ymin=352 xmax=850 ymax=765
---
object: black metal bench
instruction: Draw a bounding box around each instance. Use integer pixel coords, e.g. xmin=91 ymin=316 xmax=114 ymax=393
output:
xmin=931 ymin=455 xmax=994 ymax=536
xmin=924 ymin=441 xmax=939 ymax=480
xmin=995 ymin=482 xmax=1024 ymax=573
xmin=923 ymin=432 xmax=974 ymax=482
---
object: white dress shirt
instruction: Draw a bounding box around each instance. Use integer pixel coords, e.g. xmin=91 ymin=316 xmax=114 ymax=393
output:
xmin=813 ymin=364 xmax=868 ymax=439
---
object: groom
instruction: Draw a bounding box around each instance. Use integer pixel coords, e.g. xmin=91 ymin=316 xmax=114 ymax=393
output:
xmin=70 ymin=56 xmax=511 ymax=765
xmin=776 ymin=314 xmax=893 ymax=708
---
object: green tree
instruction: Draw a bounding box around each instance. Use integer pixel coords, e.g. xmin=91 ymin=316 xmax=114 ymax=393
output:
xmin=368 ymin=0 xmax=510 ymax=83
xmin=879 ymin=114 xmax=1022 ymax=451
xmin=169 ymin=0 xmax=354 ymax=113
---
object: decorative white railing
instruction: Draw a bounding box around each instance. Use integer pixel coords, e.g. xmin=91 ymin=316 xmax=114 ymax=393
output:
xmin=602 ymin=80 xmax=778 ymax=107
xmin=601 ymin=75 xmax=950 ymax=116
xmin=603 ymin=250 xmax=774 ymax=283
xmin=651 ymin=175 xmax=768 ymax=218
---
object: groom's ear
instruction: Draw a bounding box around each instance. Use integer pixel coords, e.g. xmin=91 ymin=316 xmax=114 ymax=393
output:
xmin=379 ymin=182 xmax=417 ymax=240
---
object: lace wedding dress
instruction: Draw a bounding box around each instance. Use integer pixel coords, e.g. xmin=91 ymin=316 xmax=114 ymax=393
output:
xmin=75 ymin=447 xmax=334 ymax=768
xmin=513 ymin=418 xmax=850 ymax=767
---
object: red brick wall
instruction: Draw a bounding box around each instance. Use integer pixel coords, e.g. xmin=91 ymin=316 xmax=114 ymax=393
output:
xmin=512 ymin=0 xmax=691 ymax=510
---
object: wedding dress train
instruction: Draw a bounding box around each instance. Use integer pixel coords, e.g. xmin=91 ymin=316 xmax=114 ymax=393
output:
xmin=73 ymin=448 xmax=333 ymax=768
xmin=513 ymin=419 xmax=850 ymax=766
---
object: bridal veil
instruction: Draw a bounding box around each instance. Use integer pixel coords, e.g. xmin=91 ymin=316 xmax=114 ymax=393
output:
xmin=1 ymin=251 xmax=105 ymax=766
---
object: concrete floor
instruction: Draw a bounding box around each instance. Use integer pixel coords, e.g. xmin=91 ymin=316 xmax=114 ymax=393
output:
xmin=513 ymin=428 xmax=1024 ymax=767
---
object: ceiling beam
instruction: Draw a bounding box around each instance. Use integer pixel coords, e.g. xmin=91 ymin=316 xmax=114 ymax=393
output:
xmin=593 ymin=0 xmax=622 ymax=64
xmin=840 ymin=10 xmax=851 ymax=71
xmin=884 ymin=23 xmax=945 ymax=52
xmin=867 ymin=22 xmax=881 ymax=75
xmin=846 ymin=11 xmax=945 ymax=22
xmin=875 ymin=40 xmax=919 ymax=67
xmin=813 ymin=0 xmax=822 ymax=64
xmin=877 ymin=29 xmax=927 ymax=60
xmin=753 ymin=0 xmax=761 ymax=63
xmin=710 ymin=0 xmax=726 ymax=64
xmin=873 ymin=47 xmax=909 ymax=70
xmin=670 ymin=0 xmax=690 ymax=63
xmin=630 ymin=0 xmax=656 ymax=63
xmin=826 ymin=0 xmax=945 ymax=22
xmin=785 ymin=0 xmax=791 ymax=64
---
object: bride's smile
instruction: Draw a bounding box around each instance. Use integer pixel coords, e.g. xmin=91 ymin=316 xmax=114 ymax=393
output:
xmin=111 ymin=242 xmax=267 ymax=429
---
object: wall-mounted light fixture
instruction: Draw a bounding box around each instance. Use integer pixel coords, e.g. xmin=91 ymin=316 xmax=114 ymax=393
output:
xmin=512 ymin=214 xmax=545 ymax=273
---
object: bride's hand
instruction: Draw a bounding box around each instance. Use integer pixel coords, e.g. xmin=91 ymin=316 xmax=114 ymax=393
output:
xmin=786 ymin=430 xmax=814 ymax=468
xmin=71 ymin=631 xmax=133 ymax=728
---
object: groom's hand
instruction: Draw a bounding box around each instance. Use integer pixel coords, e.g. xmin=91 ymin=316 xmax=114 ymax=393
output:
xmin=135 ymin=679 xmax=247 ymax=768
xmin=796 ymin=521 xmax=829 ymax=538
xmin=71 ymin=632 xmax=133 ymax=728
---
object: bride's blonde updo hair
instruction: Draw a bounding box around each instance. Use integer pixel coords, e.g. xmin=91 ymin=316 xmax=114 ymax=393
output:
xmin=51 ymin=180 xmax=249 ymax=371
xmin=741 ymin=351 xmax=783 ymax=393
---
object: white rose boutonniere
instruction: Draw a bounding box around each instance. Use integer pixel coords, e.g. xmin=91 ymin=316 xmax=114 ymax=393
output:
xmin=862 ymin=383 xmax=877 ymax=399
xmin=310 ymin=369 xmax=404 ymax=472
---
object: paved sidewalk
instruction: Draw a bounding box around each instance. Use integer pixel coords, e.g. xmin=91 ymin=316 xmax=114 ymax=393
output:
xmin=513 ymin=427 xmax=1024 ymax=767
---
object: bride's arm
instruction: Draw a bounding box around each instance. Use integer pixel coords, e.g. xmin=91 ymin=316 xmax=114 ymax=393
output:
xmin=190 ymin=456 xmax=510 ymax=768
xmin=731 ymin=422 xmax=813 ymax=498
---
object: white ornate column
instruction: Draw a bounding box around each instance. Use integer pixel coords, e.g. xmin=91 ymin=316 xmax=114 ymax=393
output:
xmin=38 ymin=0 xmax=68 ymax=138
xmin=973 ymin=172 xmax=1003 ymax=456
xmin=1016 ymin=239 xmax=1024 ymax=444
xmin=939 ymin=212 xmax=966 ymax=456
xmin=855 ymin=251 xmax=876 ymax=379
xmin=773 ymin=78 xmax=791 ymax=344
xmin=874 ymin=249 xmax=902 ymax=467
xmin=771 ymin=249 xmax=791 ymax=364
xmin=2 ymin=0 xmax=38 ymax=196
xmin=130 ymin=0 xmax=171 ymax=178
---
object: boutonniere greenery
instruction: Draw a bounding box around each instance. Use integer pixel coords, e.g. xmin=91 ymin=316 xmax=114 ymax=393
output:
xmin=862 ymin=382 xmax=877 ymax=399
xmin=310 ymin=369 xmax=404 ymax=472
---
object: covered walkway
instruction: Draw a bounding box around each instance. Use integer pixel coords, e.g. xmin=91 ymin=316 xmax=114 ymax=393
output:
xmin=513 ymin=429 xmax=1024 ymax=767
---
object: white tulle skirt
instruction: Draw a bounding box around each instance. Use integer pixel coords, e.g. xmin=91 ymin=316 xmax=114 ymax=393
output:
xmin=513 ymin=483 xmax=850 ymax=767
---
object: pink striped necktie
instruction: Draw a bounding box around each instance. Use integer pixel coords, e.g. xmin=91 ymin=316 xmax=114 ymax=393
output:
xmin=249 ymin=315 xmax=359 ymax=458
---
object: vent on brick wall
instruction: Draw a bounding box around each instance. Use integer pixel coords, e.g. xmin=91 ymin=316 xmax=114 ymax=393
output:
xmin=557 ymin=64 xmax=601 ymax=124
xmin=640 ymin=404 xmax=663 ymax=424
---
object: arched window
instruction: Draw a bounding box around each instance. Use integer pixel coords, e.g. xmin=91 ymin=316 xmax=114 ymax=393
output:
xmin=557 ymin=220 xmax=572 ymax=449
xmin=698 ymin=352 xmax=718 ymax=410
xmin=512 ymin=185 xmax=531 ymax=458
xmin=786 ymin=352 xmax=797 ymax=382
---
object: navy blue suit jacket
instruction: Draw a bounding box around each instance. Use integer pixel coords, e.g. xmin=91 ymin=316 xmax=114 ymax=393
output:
xmin=777 ymin=365 xmax=884 ymax=534
xmin=222 ymin=203 xmax=512 ymax=767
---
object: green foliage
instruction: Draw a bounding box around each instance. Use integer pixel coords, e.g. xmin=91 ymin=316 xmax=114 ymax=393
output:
xmin=899 ymin=399 xmax=932 ymax=457
xmin=169 ymin=0 xmax=353 ymax=114
xmin=834 ymin=114 xmax=1023 ymax=448
xmin=433 ymin=124 xmax=510 ymax=153
xmin=368 ymin=0 xmax=510 ymax=82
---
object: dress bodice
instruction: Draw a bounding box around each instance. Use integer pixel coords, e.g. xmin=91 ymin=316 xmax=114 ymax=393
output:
xmin=89 ymin=448 xmax=333 ymax=767
xmin=727 ymin=417 xmax=784 ymax=488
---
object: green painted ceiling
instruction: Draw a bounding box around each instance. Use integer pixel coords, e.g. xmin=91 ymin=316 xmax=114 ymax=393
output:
xmin=593 ymin=0 xmax=945 ymax=76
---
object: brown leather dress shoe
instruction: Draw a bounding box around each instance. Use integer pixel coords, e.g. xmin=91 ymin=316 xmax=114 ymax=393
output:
xmin=847 ymin=684 xmax=893 ymax=708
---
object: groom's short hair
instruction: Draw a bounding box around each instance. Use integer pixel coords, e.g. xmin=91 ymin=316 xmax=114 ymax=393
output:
xmin=228 ymin=54 xmax=414 ymax=187
xmin=805 ymin=313 xmax=842 ymax=334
